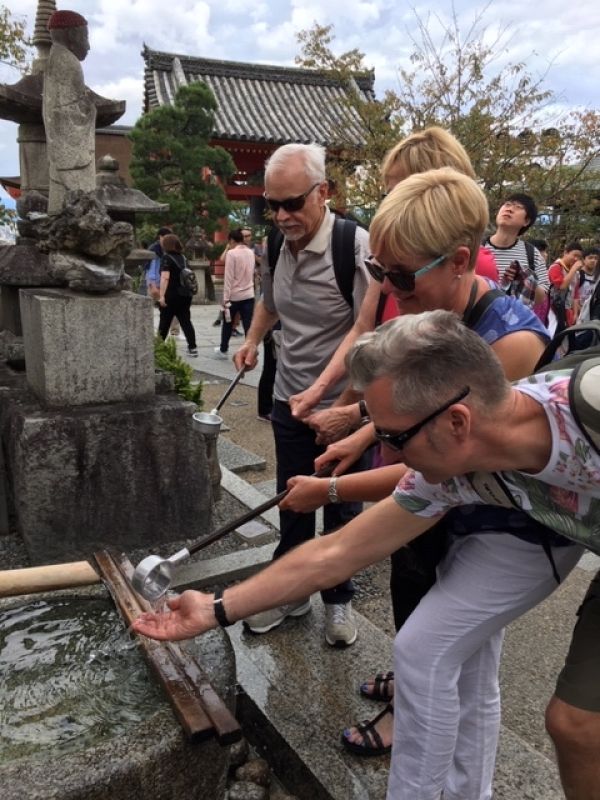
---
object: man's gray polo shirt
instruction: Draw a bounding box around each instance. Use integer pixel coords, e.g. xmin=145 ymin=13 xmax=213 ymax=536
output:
xmin=261 ymin=210 xmax=371 ymax=408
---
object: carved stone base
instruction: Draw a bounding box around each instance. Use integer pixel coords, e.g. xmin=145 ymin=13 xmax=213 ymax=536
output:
xmin=20 ymin=288 xmax=155 ymax=407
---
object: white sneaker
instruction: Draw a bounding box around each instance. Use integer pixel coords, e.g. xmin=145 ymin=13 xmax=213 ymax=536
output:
xmin=244 ymin=598 xmax=311 ymax=634
xmin=213 ymin=346 xmax=228 ymax=360
xmin=324 ymin=601 xmax=357 ymax=647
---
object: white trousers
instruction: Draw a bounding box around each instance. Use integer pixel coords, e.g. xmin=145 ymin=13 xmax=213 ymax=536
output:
xmin=387 ymin=533 xmax=583 ymax=800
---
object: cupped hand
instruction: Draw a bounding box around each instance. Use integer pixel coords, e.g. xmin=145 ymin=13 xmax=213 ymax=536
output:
xmin=306 ymin=406 xmax=355 ymax=445
xmin=314 ymin=425 xmax=373 ymax=475
xmin=289 ymin=384 xmax=324 ymax=420
xmin=132 ymin=590 xmax=216 ymax=641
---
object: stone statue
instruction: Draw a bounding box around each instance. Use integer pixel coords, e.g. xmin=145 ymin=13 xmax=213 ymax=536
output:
xmin=42 ymin=10 xmax=96 ymax=215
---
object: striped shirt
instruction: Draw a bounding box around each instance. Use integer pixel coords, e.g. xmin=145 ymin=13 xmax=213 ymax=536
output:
xmin=483 ymin=238 xmax=549 ymax=289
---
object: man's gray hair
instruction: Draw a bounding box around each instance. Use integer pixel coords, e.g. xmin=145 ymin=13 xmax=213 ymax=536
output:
xmin=347 ymin=310 xmax=510 ymax=416
xmin=265 ymin=143 xmax=326 ymax=183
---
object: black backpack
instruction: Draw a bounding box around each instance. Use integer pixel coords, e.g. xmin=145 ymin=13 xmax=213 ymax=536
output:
xmin=166 ymin=253 xmax=198 ymax=297
xmin=267 ymin=217 xmax=358 ymax=309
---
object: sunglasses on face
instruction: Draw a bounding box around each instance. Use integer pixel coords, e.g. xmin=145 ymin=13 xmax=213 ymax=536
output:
xmin=264 ymin=182 xmax=320 ymax=214
xmin=374 ymin=386 xmax=470 ymax=452
xmin=364 ymin=254 xmax=447 ymax=292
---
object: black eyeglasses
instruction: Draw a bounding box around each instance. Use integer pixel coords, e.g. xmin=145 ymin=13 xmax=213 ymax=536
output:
xmin=374 ymin=387 xmax=470 ymax=451
xmin=364 ymin=254 xmax=446 ymax=292
xmin=264 ymin=183 xmax=320 ymax=214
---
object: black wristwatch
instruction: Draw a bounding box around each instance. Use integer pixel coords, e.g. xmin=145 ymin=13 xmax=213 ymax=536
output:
xmin=358 ymin=399 xmax=370 ymax=426
xmin=213 ymin=587 xmax=233 ymax=627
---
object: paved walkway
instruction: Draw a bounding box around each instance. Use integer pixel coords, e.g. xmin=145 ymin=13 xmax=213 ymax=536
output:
xmin=154 ymin=302 xmax=263 ymax=388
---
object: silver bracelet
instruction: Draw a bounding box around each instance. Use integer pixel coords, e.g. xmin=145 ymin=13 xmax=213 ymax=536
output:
xmin=328 ymin=476 xmax=341 ymax=504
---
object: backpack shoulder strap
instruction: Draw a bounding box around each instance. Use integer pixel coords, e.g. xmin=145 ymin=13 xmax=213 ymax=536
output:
xmin=165 ymin=253 xmax=181 ymax=270
xmin=267 ymin=217 xmax=357 ymax=309
xmin=463 ymin=288 xmax=504 ymax=330
xmin=267 ymin=227 xmax=284 ymax=274
xmin=524 ymin=241 xmax=536 ymax=272
xmin=374 ymin=291 xmax=387 ymax=327
xmin=331 ymin=216 xmax=358 ymax=309
xmin=534 ymin=321 xmax=600 ymax=370
xmin=569 ymin=357 xmax=600 ymax=455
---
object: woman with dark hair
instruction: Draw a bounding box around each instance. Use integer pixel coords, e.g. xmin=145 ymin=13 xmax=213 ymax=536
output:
xmin=158 ymin=234 xmax=198 ymax=356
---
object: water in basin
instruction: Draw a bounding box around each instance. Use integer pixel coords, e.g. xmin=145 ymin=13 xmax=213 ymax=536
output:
xmin=0 ymin=596 xmax=163 ymax=763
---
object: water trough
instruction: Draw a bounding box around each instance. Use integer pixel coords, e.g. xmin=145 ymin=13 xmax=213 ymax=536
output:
xmin=0 ymin=583 xmax=236 ymax=800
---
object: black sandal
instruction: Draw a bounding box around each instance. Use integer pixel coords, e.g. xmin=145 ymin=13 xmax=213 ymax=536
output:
xmin=341 ymin=703 xmax=393 ymax=757
xmin=359 ymin=670 xmax=394 ymax=702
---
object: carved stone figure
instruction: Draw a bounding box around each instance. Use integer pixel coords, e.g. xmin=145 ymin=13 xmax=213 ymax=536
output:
xmin=42 ymin=10 xmax=96 ymax=215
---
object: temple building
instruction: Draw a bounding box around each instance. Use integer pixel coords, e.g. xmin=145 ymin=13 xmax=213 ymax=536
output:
xmin=121 ymin=47 xmax=375 ymax=220
xmin=4 ymin=47 xmax=376 ymax=224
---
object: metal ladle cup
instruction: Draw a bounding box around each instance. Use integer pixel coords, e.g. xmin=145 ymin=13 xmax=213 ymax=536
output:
xmin=131 ymin=463 xmax=337 ymax=602
xmin=187 ymin=365 xmax=247 ymax=437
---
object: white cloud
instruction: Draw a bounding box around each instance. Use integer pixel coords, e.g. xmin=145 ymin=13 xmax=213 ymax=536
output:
xmin=94 ymin=76 xmax=145 ymax=125
xmin=2 ymin=0 xmax=598 ymax=184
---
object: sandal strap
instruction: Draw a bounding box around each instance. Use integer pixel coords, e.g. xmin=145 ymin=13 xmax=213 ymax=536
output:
xmin=355 ymin=703 xmax=393 ymax=750
xmin=373 ymin=671 xmax=394 ymax=698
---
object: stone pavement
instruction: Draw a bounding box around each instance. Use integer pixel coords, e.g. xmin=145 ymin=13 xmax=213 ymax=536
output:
xmin=154 ymin=303 xmax=264 ymax=388
xmin=156 ymin=302 xmax=600 ymax=798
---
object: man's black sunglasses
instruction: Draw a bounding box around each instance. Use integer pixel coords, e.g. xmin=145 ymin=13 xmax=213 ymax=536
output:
xmin=264 ymin=183 xmax=320 ymax=214
xmin=364 ymin=254 xmax=446 ymax=292
xmin=374 ymin=387 xmax=470 ymax=451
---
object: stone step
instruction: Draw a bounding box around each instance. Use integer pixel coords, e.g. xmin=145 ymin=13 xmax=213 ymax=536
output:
xmin=217 ymin=437 xmax=266 ymax=474
xmin=227 ymin=600 xmax=562 ymax=800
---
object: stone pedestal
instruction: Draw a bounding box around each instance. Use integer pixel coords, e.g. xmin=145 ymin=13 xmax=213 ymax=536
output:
xmin=4 ymin=395 xmax=213 ymax=564
xmin=190 ymin=258 xmax=214 ymax=304
xmin=18 ymin=122 xmax=49 ymax=195
xmin=20 ymin=288 xmax=155 ymax=407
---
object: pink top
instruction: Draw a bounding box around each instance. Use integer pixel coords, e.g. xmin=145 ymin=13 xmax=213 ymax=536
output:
xmin=223 ymin=245 xmax=255 ymax=304
xmin=474 ymin=246 xmax=498 ymax=281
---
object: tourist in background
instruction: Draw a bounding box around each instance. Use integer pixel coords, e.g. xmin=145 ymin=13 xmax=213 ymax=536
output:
xmin=576 ymin=247 xmax=600 ymax=321
xmin=483 ymin=194 xmax=549 ymax=308
xmin=548 ymin=241 xmax=584 ymax=332
xmin=146 ymin=226 xmax=182 ymax=339
xmin=213 ymin=229 xmax=256 ymax=359
xmin=158 ymin=234 xmax=198 ymax=357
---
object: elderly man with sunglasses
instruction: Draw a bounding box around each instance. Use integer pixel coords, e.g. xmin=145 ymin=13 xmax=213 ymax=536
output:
xmin=232 ymin=143 xmax=371 ymax=647
xmin=134 ymin=306 xmax=599 ymax=800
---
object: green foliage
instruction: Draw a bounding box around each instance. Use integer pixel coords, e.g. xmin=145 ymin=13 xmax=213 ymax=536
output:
xmin=0 ymin=5 xmax=29 ymax=70
xmin=396 ymin=5 xmax=600 ymax=241
xmin=0 ymin=5 xmax=30 ymax=223
xmin=296 ymin=14 xmax=600 ymax=243
xmin=129 ymin=82 xmax=236 ymax=241
xmin=154 ymin=335 xmax=203 ymax=407
xmin=295 ymin=23 xmax=405 ymax=219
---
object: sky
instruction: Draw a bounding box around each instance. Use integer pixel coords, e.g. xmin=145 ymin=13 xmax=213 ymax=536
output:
xmin=1 ymin=0 xmax=600 ymax=208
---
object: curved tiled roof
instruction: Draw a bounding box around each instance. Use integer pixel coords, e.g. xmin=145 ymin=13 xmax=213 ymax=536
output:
xmin=142 ymin=46 xmax=376 ymax=147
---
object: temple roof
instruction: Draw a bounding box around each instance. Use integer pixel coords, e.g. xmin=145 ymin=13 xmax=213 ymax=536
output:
xmin=142 ymin=46 xmax=376 ymax=148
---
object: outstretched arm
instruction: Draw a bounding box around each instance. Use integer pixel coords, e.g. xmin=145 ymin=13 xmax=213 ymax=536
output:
xmin=280 ymin=463 xmax=408 ymax=513
xmin=133 ymin=495 xmax=437 ymax=641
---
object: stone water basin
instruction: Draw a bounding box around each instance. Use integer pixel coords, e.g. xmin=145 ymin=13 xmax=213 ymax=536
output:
xmin=0 ymin=587 xmax=235 ymax=800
